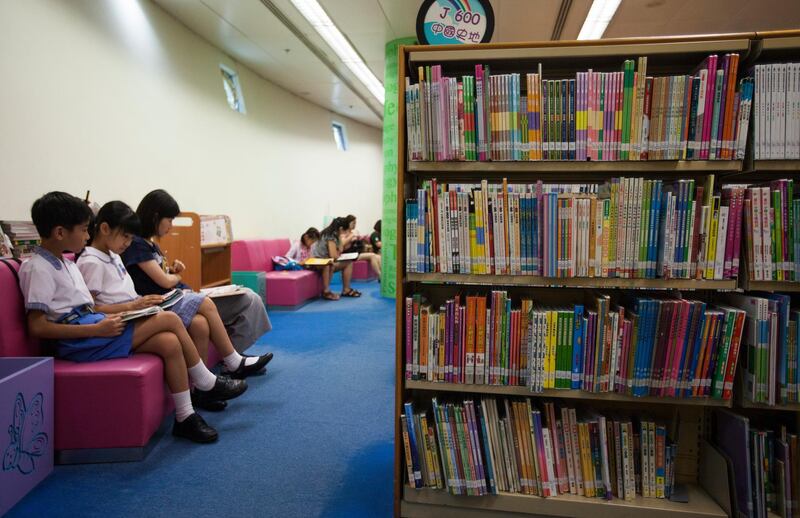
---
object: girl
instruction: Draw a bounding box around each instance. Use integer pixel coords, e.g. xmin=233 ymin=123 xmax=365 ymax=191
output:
xmin=22 ymin=192 xmax=245 ymax=444
xmin=287 ymin=227 xmax=338 ymax=301
xmin=121 ymin=190 xmax=272 ymax=360
xmin=78 ymin=201 xmax=271 ymax=409
xmin=312 ymin=217 xmax=360 ymax=298
xmin=343 ymin=214 xmax=381 ymax=278
xmin=286 ymin=227 xmax=320 ymax=263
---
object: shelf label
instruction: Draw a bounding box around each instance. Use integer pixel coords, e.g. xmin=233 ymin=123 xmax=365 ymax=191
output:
xmin=416 ymin=0 xmax=494 ymax=45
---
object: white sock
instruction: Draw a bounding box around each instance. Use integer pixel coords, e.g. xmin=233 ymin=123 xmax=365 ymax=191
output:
xmin=223 ymin=351 xmax=259 ymax=370
xmin=188 ymin=361 xmax=217 ymax=391
xmin=172 ymin=390 xmax=194 ymax=422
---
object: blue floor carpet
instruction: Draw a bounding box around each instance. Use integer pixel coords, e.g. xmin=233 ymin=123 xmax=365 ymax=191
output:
xmin=8 ymin=281 xmax=395 ymax=518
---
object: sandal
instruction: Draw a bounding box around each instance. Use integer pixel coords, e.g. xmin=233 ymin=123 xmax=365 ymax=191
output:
xmin=341 ymin=288 xmax=362 ymax=298
xmin=322 ymin=290 xmax=339 ymax=301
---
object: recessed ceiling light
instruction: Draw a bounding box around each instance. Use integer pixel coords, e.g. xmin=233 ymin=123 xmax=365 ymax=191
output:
xmin=577 ymin=0 xmax=622 ymax=40
xmin=288 ymin=0 xmax=384 ymax=105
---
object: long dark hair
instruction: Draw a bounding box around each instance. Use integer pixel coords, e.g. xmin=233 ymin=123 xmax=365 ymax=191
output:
xmin=344 ymin=214 xmax=356 ymax=228
xmin=91 ymin=201 xmax=140 ymax=243
xmin=136 ymin=189 xmax=180 ymax=238
xmin=321 ymin=217 xmax=348 ymax=238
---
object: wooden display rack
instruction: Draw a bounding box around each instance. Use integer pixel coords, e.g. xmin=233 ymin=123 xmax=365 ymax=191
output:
xmin=156 ymin=212 xmax=231 ymax=291
xmin=394 ymin=30 xmax=800 ymax=518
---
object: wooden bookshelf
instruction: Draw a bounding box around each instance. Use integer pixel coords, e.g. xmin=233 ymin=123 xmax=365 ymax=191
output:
xmin=408 ymin=160 xmax=742 ymax=173
xmin=739 ymin=399 xmax=800 ymax=412
xmin=402 ymin=486 xmax=727 ymax=518
xmin=394 ymin=32 xmax=800 ymax=518
xmin=406 ymin=380 xmax=733 ymax=408
xmin=752 ymin=160 xmax=800 ymax=171
xmin=739 ymin=279 xmax=800 ymax=292
xmin=407 ymin=272 xmax=737 ymax=290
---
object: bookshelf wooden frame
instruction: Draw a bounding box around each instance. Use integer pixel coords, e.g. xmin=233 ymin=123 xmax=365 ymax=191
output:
xmin=406 ymin=380 xmax=733 ymax=408
xmin=407 ymin=272 xmax=737 ymax=291
xmin=395 ymin=31 xmax=800 ymax=518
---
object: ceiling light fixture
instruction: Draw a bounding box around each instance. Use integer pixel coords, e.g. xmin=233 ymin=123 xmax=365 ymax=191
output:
xmin=577 ymin=0 xmax=622 ymax=40
xmin=288 ymin=0 xmax=384 ymax=105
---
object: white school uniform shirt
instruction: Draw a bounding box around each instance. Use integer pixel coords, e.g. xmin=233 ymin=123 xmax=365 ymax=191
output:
xmin=18 ymin=247 xmax=94 ymax=322
xmin=76 ymin=246 xmax=139 ymax=305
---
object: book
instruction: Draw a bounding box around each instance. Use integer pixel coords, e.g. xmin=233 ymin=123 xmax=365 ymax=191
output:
xmin=405 ymin=55 xmax=749 ymax=163
xmin=159 ymin=288 xmax=184 ymax=309
xmin=302 ymin=257 xmax=333 ymax=266
xmin=119 ymin=306 xmax=163 ymax=322
xmin=337 ymin=252 xmax=359 ymax=261
xmin=200 ymin=284 xmax=245 ymax=298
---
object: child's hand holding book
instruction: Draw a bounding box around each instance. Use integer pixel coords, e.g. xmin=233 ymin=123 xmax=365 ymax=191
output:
xmin=132 ymin=295 xmax=164 ymax=310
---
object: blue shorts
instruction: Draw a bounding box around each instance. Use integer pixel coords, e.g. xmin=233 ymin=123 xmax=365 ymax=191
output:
xmin=57 ymin=313 xmax=135 ymax=363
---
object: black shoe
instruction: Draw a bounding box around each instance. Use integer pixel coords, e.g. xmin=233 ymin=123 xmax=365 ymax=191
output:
xmin=172 ymin=413 xmax=218 ymax=443
xmin=191 ymin=390 xmax=228 ymax=412
xmin=226 ymin=352 xmax=273 ymax=379
xmin=193 ymin=377 xmax=248 ymax=407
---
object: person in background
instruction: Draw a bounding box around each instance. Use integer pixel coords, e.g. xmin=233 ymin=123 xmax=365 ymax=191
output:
xmin=78 ymin=200 xmax=271 ymax=411
xmin=312 ymin=217 xmax=359 ymax=299
xmin=342 ymin=214 xmax=381 ymax=278
xmin=370 ymin=220 xmax=381 ymax=253
xmin=122 ymin=189 xmax=273 ymax=364
xmin=286 ymin=227 xmax=320 ymax=263
xmin=19 ymin=192 xmax=246 ymax=443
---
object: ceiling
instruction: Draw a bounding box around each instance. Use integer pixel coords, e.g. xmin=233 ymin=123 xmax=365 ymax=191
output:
xmin=154 ymin=0 xmax=800 ymax=130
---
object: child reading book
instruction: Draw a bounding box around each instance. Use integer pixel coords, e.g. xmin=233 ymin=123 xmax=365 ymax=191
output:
xmin=121 ymin=189 xmax=273 ymax=360
xmin=20 ymin=192 xmax=246 ymax=443
xmin=343 ymin=215 xmax=381 ymax=278
xmin=78 ymin=201 xmax=272 ymax=404
xmin=312 ymin=217 xmax=360 ymax=298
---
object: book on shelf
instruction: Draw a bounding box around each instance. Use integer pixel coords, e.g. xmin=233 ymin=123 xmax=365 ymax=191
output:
xmin=753 ymin=62 xmax=800 ymax=160
xmin=727 ymin=292 xmax=799 ymax=406
xmin=404 ymin=291 xmax=745 ymax=401
xmin=713 ymin=409 xmax=799 ymax=518
xmin=742 ymin=180 xmax=799 ymax=282
xmin=0 ymin=220 xmax=40 ymax=260
xmin=405 ymin=176 xmax=744 ymax=281
xmin=401 ymin=398 xmax=678 ymax=501
xmin=405 ymin=54 xmax=751 ymax=163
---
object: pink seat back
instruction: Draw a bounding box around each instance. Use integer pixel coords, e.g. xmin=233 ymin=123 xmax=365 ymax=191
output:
xmin=0 ymin=259 xmax=42 ymax=357
xmin=231 ymin=239 xmax=291 ymax=273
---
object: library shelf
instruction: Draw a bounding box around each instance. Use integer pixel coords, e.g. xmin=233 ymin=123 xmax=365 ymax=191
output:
xmin=739 ymin=280 xmax=800 ymax=293
xmin=752 ymin=160 xmax=800 ymax=171
xmin=406 ymin=273 xmax=738 ymax=291
xmin=739 ymin=399 xmax=800 ymax=412
xmin=405 ymin=380 xmax=733 ymax=408
xmin=407 ymin=160 xmax=742 ymax=174
xmin=401 ymin=485 xmax=727 ymax=518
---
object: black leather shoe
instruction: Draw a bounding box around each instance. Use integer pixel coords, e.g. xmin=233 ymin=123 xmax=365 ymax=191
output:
xmin=191 ymin=390 xmax=228 ymax=412
xmin=172 ymin=413 xmax=218 ymax=443
xmin=193 ymin=377 xmax=247 ymax=407
xmin=226 ymin=352 xmax=274 ymax=379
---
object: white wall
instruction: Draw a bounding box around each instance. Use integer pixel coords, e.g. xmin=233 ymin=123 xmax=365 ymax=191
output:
xmin=0 ymin=0 xmax=383 ymax=240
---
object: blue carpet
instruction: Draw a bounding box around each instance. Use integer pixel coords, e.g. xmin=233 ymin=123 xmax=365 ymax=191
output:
xmin=8 ymin=281 xmax=395 ymax=518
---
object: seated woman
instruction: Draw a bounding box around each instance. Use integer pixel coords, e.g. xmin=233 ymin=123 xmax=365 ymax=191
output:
xmin=343 ymin=214 xmax=381 ymax=278
xmin=312 ymin=217 xmax=359 ymax=299
xmin=121 ymin=189 xmax=273 ymax=362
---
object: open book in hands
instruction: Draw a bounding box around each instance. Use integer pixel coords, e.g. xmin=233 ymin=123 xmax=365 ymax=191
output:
xmin=159 ymin=288 xmax=184 ymax=309
xmin=119 ymin=306 xmax=163 ymax=322
xmin=336 ymin=252 xmax=359 ymax=262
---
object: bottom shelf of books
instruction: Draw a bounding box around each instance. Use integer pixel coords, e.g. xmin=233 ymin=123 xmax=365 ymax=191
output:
xmin=401 ymin=484 xmax=726 ymax=518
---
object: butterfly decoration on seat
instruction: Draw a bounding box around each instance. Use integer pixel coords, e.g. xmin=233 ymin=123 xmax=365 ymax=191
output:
xmin=3 ymin=392 xmax=48 ymax=475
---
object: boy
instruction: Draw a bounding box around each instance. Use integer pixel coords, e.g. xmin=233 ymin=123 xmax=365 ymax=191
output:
xmin=19 ymin=192 xmax=245 ymax=443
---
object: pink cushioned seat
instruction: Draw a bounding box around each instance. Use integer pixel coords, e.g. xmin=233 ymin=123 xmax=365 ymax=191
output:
xmin=0 ymin=259 xmax=183 ymax=462
xmin=352 ymin=259 xmax=378 ymax=281
xmin=232 ymin=239 xmax=322 ymax=306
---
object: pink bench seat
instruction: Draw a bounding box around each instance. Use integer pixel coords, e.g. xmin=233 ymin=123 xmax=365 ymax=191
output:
xmin=232 ymin=239 xmax=322 ymax=307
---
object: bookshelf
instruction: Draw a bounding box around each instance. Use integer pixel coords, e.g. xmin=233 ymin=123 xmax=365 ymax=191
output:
xmin=406 ymin=380 xmax=733 ymax=408
xmin=407 ymin=272 xmax=737 ymax=291
xmin=395 ymin=31 xmax=800 ymax=518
